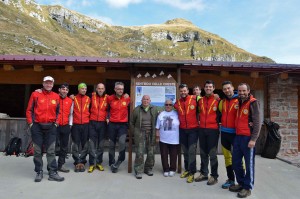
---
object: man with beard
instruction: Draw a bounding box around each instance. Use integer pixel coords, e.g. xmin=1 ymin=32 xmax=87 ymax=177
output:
xmin=229 ymin=83 xmax=261 ymax=198
xmin=107 ymin=82 xmax=130 ymax=173
xmin=57 ymin=83 xmax=73 ymax=173
xmin=218 ymin=81 xmax=239 ymax=189
xmin=88 ymin=83 xmax=108 ymax=173
xmin=174 ymin=84 xmax=199 ymax=183
xmin=195 ymin=80 xmax=220 ymax=185
xmin=26 ymin=76 xmax=64 ymax=182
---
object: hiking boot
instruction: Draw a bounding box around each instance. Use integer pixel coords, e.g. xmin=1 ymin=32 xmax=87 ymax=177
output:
xmin=144 ymin=169 xmax=153 ymax=176
xmin=74 ymin=164 xmax=80 ymax=173
xmin=58 ymin=165 xmax=70 ymax=173
xmin=207 ymin=176 xmax=218 ymax=185
xmin=229 ymin=184 xmax=243 ymax=192
xmin=34 ymin=171 xmax=43 ymax=182
xmin=186 ymin=174 xmax=194 ymax=183
xmin=111 ymin=161 xmax=122 ymax=173
xmin=96 ymin=164 xmax=104 ymax=171
xmin=195 ymin=173 xmax=208 ymax=182
xmin=222 ymin=179 xmax=235 ymax=189
xmin=78 ymin=163 xmax=85 ymax=172
xmin=135 ymin=172 xmax=142 ymax=179
xmin=180 ymin=171 xmax=189 ymax=178
xmin=88 ymin=165 xmax=95 ymax=173
xmin=237 ymin=189 xmax=251 ymax=198
xmin=48 ymin=172 xmax=64 ymax=182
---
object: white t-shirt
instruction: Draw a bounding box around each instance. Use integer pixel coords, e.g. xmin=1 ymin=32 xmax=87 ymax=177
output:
xmin=156 ymin=110 xmax=179 ymax=144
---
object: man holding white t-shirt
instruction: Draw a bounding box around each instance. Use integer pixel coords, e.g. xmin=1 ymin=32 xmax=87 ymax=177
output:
xmin=156 ymin=99 xmax=180 ymax=177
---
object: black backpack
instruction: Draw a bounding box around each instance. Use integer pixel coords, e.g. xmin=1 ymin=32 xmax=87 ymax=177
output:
xmin=5 ymin=137 xmax=22 ymax=156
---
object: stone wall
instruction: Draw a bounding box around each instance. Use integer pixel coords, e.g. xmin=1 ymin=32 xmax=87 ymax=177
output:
xmin=269 ymin=76 xmax=299 ymax=155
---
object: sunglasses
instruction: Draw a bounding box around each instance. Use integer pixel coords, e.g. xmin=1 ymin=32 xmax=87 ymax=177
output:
xmin=165 ymin=104 xmax=173 ymax=106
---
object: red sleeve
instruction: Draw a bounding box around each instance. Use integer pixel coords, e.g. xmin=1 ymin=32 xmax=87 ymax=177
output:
xmin=26 ymin=92 xmax=36 ymax=124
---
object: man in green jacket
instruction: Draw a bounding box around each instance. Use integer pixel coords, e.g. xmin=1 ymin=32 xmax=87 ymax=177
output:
xmin=130 ymin=95 xmax=159 ymax=179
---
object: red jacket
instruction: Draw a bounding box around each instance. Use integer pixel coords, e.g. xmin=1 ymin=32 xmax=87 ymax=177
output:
xmin=58 ymin=96 xmax=73 ymax=126
xmin=73 ymin=94 xmax=90 ymax=124
xmin=235 ymin=96 xmax=257 ymax=136
xmin=90 ymin=92 xmax=108 ymax=122
xmin=26 ymin=90 xmax=60 ymax=124
xmin=219 ymin=96 xmax=239 ymax=129
xmin=107 ymin=94 xmax=130 ymax=123
xmin=174 ymin=95 xmax=199 ymax=129
xmin=198 ymin=95 xmax=220 ymax=129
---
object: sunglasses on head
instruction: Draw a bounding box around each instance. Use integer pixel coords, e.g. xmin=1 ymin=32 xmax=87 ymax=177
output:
xmin=165 ymin=104 xmax=173 ymax=106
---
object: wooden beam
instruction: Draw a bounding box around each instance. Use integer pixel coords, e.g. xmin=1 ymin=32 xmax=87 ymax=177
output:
xmin=3 ymin=64 xmax=14 ymax=71
xmin=65 ymin=65 xmax=74 ymax=72
xmin=33 ymin=64 xmax=44 ymax=72
xmin=250 ymin=72 xmax=259 ymax=78
xmin=280 ymin=73 xmax=288 ymax=80
xmin=220 ymin=71 xmax=229 ymax=77
xmin=96 ymin=67 xmax=106 ymax=73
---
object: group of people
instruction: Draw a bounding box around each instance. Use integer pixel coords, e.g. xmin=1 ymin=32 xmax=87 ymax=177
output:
xmin=26 ymin=76 xmax=130 ymax=183
xmin=26 ymin=76 xmax=261 ymax=198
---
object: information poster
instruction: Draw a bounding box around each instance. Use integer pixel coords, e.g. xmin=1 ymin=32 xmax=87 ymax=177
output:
xmin=134 ymin=71 xmax=177 ymax=108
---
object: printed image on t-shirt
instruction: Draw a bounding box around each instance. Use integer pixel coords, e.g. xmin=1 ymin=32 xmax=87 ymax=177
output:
xmin=163 ymin=116 xmax=174 ymax=131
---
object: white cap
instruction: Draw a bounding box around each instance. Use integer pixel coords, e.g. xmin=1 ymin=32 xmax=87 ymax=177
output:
xmin=43 ymin=76 xmax=54 ymax=82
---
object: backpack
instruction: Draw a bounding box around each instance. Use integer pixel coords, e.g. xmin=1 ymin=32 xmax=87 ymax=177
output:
xmin=24 ymin=141 xmax=34 ymax=157
xmin=5 ymin=137 xmax=22 ymax=156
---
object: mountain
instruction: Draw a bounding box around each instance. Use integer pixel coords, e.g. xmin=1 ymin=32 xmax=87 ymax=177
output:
xmin=0 ymin=0 xmax=274 ymax=63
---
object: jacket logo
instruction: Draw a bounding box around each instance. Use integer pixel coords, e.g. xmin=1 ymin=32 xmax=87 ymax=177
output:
xmin=40 ymin=99 xmax=45 ymax=103
xmin=190 ymin=105 xmax=195 ymax=109
xmin=51 ymin=100 xmax=56 ymax=104
xmin=122 ymin=102 xmax=126 ymax=106
xmin=234 ymin=104 xmax=239 ymax=109
xmin=213 ymin=106 xmax=217 ymax=111
xmin=243 ymin=109 xmax=249 ymax=114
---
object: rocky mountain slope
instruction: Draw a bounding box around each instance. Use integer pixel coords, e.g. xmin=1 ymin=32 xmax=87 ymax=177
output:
xmin=0 ymin=0 xmax=274 ymax=62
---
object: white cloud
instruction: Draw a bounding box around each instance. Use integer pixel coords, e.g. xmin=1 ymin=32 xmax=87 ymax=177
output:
xmin=154 ymin=0 xmax=205 ymax=11
xmin=105 ymin=0 xmax=143 ymax=8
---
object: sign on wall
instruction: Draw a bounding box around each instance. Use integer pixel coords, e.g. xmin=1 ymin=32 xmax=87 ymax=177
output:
xmin=134 ymin=71 xmax=177 ymax=108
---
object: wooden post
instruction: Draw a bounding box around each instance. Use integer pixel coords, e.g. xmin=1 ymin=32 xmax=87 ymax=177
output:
xmin=128 ymin=64 xmax=135 ymax=173
xmin=176 ymin=66 xmax=182 ymax=173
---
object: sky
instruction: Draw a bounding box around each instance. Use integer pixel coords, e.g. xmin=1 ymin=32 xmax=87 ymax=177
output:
xmin=35 ymin=0 xmax=300 ymax=64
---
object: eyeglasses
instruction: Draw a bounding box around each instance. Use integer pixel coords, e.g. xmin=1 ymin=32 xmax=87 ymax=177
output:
xmin=165 ymin=104 xmax=173 ymax=106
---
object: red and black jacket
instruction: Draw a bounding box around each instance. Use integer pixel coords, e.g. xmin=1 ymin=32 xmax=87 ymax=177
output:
xmin=26 ymin=90 xmax=60 ymax=124
xmin=107 ymin=94 xmax=130 ymax=123
xmin=73 ymin=94 xmax=90 ymax=124
xmin=198 ymin=94 xmax=220 ymax=129
xmin=89 ymin=92 xmax=108 ymax=122
xmin=174 ymin=95 xmax=199 ymax=129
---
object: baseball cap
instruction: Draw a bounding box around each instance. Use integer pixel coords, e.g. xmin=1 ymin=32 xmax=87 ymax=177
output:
xmin=43 ymin=76 xmax=54 ymax=82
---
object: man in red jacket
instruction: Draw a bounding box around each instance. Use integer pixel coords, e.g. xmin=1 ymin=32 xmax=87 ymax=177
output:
xmin=57 ymin=83 xmax=73 ymax=173
xmin=71 ymin=83 xmax=91 ymax=172
xmin=174 ymin=83 xmax=199 ymax=183
xmin=229 ymin=83 xmax=261 ymax=198
xmin=107 ymin=82 xmax=130 ymax=173
xmin=26 ymin=76 xmax=64 ymax=182
xmin=88 ymin=83 xmax=108 ymax=173
xmin=195 ymin=80 xmax=220 ymax=185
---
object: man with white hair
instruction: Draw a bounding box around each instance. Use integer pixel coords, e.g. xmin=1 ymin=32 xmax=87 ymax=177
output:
xmin=26 ymin=76 xmax=64 ymax=182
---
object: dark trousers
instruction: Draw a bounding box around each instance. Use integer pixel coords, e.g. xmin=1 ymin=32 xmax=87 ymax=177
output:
xmin=179 ymin=128 xmax=198 ymax=174
xmin=159 ymin=141 xmax=179 ymax=172
xmin=71 ymin=123 xmax=89 ymax=165
xmin=198 ymin=128 xmax=219 ymax=178
xmin=31 ymin=123 xmax=57 ymax=173
xmin=221 ymin=132 xmax=236 ymax=181
xmin=57 ymin=125 xmax=71 ymax=168
xmin=108 ymin=122 xmax=127 ymax=165
xmin=232 ymin=135 xmax=255 ymax=190
xmin=89 ymin=121 xmax=106 ymax=165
